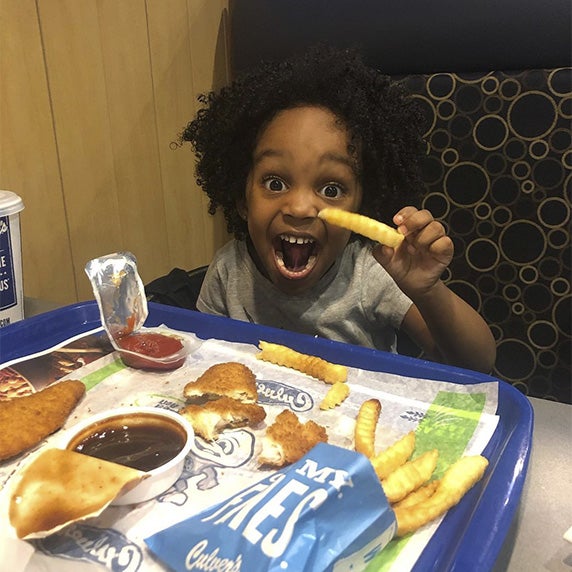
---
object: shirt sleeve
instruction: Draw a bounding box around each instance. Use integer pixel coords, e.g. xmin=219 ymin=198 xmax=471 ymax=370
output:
xmin=196 ymin=253 xmax=229 ymax=316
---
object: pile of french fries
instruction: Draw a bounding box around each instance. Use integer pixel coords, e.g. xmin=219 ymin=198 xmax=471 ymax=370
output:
xmin=355 ymin=399 xmax=489 ymax=536
xmin=257 ymin=341 xmax=489 ymax=537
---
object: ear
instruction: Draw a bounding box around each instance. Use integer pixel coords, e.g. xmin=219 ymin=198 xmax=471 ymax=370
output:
xmin=236 ymin=199 xmax=248 ymax=221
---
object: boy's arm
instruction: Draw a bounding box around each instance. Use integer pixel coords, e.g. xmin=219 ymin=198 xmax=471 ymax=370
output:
xmin=400 ymin=285 xmax=496 ymax=373
xmin=374 ymin=207 xmax=496 ymax=373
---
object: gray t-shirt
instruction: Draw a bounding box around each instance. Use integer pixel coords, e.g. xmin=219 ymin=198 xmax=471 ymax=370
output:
xmin=197 ymin=239 xmax=413 ymax=352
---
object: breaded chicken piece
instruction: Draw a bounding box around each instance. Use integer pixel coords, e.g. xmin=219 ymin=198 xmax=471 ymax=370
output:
xmin=183 ymin=362 xmax=258 ymax=403
xmin=0 ymin=380 xmax=86 ymax=461
xmin=259 ymin=410 xmax=328 ymax=468
xmin=179 ymin=396 xmax=266 ymax=441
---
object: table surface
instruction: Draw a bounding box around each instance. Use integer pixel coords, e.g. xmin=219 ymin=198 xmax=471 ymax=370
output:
xmin=494 ymin=396 xmax=572 ymax=572
xmin=20 ymin=298 xmax=572 ymax=571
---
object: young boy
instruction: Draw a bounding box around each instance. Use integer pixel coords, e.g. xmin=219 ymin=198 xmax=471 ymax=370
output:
xmin=182 ymin=45 xmax=496 ymax=373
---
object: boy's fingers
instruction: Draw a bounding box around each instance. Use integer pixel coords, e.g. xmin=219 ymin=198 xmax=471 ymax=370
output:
xmin=395 ymin=208 xmax=435 ymax=236
xmin=412 ymin=220 xmax=447 ymax=248
xmin=372 ymin=244 xmax=395 ymax=266
xmin=428 ymin=236 xmax=454 ymax=263
xmin=393 ymin=206 xmax=418 ymax=227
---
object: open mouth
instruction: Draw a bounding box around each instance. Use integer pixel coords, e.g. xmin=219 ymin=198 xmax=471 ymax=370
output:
xmin=274 ymin=234 xmax=318 ymax=276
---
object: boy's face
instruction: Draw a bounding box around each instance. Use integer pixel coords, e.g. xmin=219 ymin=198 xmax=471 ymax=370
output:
xmin=242 ymin=105 xmax=362 ymax=295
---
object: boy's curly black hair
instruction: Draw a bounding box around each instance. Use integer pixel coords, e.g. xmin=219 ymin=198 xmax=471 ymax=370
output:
xmin=182 ymin=44 xmax=425 ymax=240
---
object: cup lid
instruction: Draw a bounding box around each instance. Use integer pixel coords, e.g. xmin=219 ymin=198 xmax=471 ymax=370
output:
xmin=0 ymin=191 xmax=24 ymax=216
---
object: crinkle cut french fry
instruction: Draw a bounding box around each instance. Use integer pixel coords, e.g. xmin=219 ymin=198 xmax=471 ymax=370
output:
xmin=318 ymin=208 xmax=404 ymax=248
xmin=381 ymin=449 xmax=439 ymax=504
xmin=393 ymin=455 xmax=489 ymax=537
xmin=436 ymin=455 xmax=489 ymax=504
xmin=320 ymin=382 xmax=350 ymax=410
xmin=354 ymin=399 xmax=381 ymax=458
xmin=370 ymin=431 xmax=416 ymax=481
xmin=391 ymin=479 xmax=439 ymax=510
xmin=257 ymin=341 xmax=347 ymax=384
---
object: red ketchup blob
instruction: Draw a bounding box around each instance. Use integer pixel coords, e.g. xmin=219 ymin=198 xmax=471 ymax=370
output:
xmin=116 ymin=332 xmax=185 ymax=371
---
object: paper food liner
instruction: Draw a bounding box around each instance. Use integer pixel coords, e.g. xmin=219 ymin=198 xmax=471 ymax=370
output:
xmin=0 ymin=327 xmax=499 ymax=572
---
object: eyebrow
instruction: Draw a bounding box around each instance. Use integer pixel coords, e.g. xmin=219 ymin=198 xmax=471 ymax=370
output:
xmin=253 ymin=149 xmax=359 ymax=174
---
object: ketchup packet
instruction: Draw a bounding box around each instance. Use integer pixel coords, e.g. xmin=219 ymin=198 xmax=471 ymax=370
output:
xmin=85 ymin=252 xmax=189 ymax=370
xmin=85 ymin=251 xmax=148 ymax=340
xmin=145 ymin=443 xmax=396 ymax=571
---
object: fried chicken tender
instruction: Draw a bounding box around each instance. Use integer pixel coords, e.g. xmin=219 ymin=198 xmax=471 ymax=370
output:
xmin=320 ymin=382 xmax=350 ymax=410
xmin=259 ymin=410 xmax=328 ymax=468
xmin=183 ymin=362 xmax=258 ymax=403
xmin=370 ymin=431 xmax=416 ymax=480
xmin=393 ymin=455 xmax=489 ymax=536
xmin=0 ymin=380 xmax=86 ymax=461
xmin=318 ymin=208 xmax=404 ymax=248
xmin=179 ymin=397 xmax=266 ymax=441
xmin=381 ymin=449 xmax=439 ymax=504
xmin=257 ymin=341 xmax=347 ymax=384
xmin=354 ymin=399 xmax=382 ymax=458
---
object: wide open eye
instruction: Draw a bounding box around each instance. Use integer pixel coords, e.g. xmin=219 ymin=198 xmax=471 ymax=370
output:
xmin=263 ymin=177 xmax=287 ymax=192
xmin=319 ymin=183 xmax=344 ymax=199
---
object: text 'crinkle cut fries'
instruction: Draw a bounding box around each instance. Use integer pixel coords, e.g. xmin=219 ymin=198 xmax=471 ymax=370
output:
xmin=256 ymin=341 xmax=348 ymax=384
xmin=320 ymin=382 xmax=350 ymax=410
xmin=318 ymin=208 xmax=404 ymax=248
xmin=354 ymin=399 xmax=382 ymax=458
xmin=393 ymin=455 xmax=489 ymax=536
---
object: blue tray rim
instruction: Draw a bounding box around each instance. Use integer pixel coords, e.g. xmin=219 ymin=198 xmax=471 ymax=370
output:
xmin=0 ymin=301 xmax=533 ymax=571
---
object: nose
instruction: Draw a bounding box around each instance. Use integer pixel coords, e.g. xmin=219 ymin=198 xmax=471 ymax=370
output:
xmin=282 ymin=186 xmax=321 ymax=220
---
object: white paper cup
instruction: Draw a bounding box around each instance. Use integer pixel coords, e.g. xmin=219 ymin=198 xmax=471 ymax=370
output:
xmin=61 ymin=406 xmax=195 ymax=505
xmin=0 ymin=191 xmax=25 ymax=328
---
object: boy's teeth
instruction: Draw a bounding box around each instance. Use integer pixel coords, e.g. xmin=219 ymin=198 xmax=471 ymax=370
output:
xmin=280 ymin=235 xmax=314 ymax=244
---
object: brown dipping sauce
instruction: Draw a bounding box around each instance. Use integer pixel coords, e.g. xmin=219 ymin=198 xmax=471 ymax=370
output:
xmin=68 ymin=413 xmax=187 ymax=472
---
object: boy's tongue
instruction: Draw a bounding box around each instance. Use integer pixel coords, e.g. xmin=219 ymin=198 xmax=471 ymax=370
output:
xmin=282 ymin=242 xmax=313 ymax=271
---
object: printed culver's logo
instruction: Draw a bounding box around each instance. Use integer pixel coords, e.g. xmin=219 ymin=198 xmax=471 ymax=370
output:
xmin=36 ymin=524 xmax=144 ymax=572
xmin=256 ymin=379 xmax=313 ymax=412
xmin=0 ymin=216 xmax=16 ymax=311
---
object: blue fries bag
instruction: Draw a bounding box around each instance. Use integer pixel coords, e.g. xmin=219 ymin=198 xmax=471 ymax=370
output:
xmin=145 ymin=443 xmax=396 ymax=572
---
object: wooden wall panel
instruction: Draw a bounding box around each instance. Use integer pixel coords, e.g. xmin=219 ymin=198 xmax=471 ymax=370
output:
xmin=186 ymin=0 xmax=231 ymax=259
xmin=0 ymin=0 xmax=76 ymax=304
xmin=95 ymin=0 xmax=171 ymax=285
xmin=38 ymin=0 xmax=131 ymax=301
xmin=146 ymin=0 xmax=229 ymax=275
xmin=0 ymin=0 xmax=230 ymax=307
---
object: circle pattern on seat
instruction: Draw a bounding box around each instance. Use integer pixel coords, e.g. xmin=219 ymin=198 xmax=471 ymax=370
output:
xmin=401 ymin=68 xmax=571 ymax=403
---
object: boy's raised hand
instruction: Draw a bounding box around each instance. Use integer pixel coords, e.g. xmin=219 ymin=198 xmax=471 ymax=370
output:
xmin=373 ymin=207 xmax=454 ymax=298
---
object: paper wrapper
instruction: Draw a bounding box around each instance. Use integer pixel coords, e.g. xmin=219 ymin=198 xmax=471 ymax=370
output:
xmin=0 ymin=327 xmax=499 ymax=572
xmin=145 ymin=442 xmax=396 ymax=571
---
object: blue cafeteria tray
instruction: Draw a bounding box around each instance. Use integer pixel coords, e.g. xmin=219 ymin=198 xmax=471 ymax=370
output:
xmin=0 ymin=301 xmax=533 ymax=571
